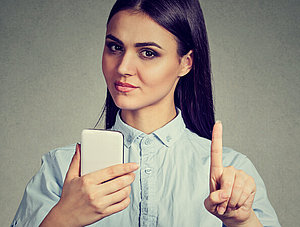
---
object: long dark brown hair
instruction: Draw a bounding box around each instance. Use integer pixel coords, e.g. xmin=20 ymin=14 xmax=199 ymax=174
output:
xmin=97 ymin=0 xmax=215 ymax=140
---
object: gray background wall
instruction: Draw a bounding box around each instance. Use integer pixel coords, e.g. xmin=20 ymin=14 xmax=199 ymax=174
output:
xmin=0 ymin=0 xmax=299 ymax=226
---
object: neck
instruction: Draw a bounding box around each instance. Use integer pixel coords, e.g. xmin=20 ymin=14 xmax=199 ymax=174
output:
xmin=120 ymin=104 xmax=177 ymax=134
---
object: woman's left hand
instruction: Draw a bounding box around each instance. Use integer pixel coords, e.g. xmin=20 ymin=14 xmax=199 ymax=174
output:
xmin=204 ymin=121 xmax=262 ymax=227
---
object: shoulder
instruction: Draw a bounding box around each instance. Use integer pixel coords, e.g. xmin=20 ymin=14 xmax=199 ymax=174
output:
xmin=46 ymin=143 xmax=76 ymax=162
xmin=10 ymin=144 xmax=77 ymax=226
xmin=41 ymin=143 xmax=77 ymax=181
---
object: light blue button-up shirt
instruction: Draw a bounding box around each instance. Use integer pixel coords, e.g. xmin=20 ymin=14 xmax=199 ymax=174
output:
xmin=12 ymin=110 xmax=281 ymax=226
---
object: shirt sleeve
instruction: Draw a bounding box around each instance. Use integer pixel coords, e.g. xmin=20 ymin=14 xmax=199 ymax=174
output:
xmin=11 ymin=151 xmax=67 ymax=227
xmin=224 ymin=150 xmax=281 ymax=227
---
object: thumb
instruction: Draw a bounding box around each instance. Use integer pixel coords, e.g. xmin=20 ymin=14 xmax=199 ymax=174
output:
xmin=65 ymin=143 xmax=81 ymax=182
xmin=204 ymin=190 xmax=229 ymax=214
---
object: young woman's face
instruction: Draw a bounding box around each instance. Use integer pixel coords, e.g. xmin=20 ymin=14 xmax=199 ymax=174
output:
xmin=102 ymin=10 xmax=191 ymax=112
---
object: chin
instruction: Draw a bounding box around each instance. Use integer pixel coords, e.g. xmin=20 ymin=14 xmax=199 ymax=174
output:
xmin=112 ymin=96 xmax=140 ymax=111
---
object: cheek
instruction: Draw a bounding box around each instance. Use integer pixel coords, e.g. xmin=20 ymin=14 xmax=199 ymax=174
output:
xmin=139 ymin=60 xmax=180 ymax=88
xmin=102 ymin=54 xmax=115 ymax=83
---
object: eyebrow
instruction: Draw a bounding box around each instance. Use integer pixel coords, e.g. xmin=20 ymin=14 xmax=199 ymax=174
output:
xmin=106 ymin=34 xmax=163 ymax=50
xmin=106 ymin=34 xmax=123 ymax=45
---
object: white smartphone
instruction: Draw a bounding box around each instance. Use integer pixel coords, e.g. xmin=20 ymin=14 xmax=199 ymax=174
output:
xmin=80 ymin=129 xmax=124 ymax=176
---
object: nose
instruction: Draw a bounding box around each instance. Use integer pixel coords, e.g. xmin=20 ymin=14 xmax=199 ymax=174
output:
xmin=117 ymin=51 xmax=136 ymax=77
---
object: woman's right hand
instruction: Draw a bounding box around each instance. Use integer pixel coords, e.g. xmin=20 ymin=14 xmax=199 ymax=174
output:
xmin=40 ymin=144 xmax=139 ymax=227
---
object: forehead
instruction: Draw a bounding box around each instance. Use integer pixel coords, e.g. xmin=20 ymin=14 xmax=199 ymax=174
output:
xmin=106 ymin=10 xmax=178 ymax=49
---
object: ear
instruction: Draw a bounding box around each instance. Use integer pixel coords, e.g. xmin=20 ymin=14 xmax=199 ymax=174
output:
xmin=179 ymin=50 xmax=193 ymax=77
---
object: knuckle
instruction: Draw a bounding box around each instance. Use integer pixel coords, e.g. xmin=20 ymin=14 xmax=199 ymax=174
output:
xmin=233 ymin=183 xmax=243 ymax=191
xmin=223 ymin=181 xmax=233 ymax=189
xmin=91 ymin=198 xmax=106 ymax=213
xmin=253 ymin=183 xmax=257 ymax=192
xmin=87 ymin=192 xmax=95 ymax=202
xmin=106 ymin=167 xmax=116 ymax=177
xmin=241 ymin=190 xmax=250 ymax=199
xmin=96 ymin=203 xmax=106 ymax=214
xmin=245 ymin=187 xmax=253 ymax=195
xmin=237 ymin=169 xmax=244 ymax=175
xmin=204 ymin=198 xmax=209 ymax=208
xmin=204 ymin=198 xmax=211 ymax=211
xmin=208 ymin=192 xmax=217 ymax=204
xmin=249 ymin=175 xmax=255 ymax=184
xmin=247 ymin=176 xmax=256 ymax=191
xmin=99 ymin=206 xmax=108 ymax=216
xmin=88 ymin=196 xmax=106 ymax=213
xmin=80 ymin=175 xmax=91 ymax=186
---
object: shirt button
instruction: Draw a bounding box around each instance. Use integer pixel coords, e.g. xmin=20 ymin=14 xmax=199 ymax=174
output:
xmin=127 ymin=137 xmax=132 ymax=143
xmin=144 ymin=138 xmax=152 ymax=145
xmin=142 ymin=207 xmax=148 ymax=214
xmin=145 ymin=168 xmax=152 ymax=174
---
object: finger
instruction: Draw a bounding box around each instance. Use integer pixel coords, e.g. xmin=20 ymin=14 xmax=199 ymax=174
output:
xmin=210 ymin=121 xmax=224 ymax=192
xmin=210 ymin=121 xmax=224 ymax=193
xmin=85 ymin=163 xmax=139 ymax=184
xmin=102 ymin=196 xmax=131 ymax=217
xmin=237 ymin=176 xmax=256 ymax=208
xmin=99 ymin=185 xmax=131 ymax=210
xmin=204 ymin=190 xmax=230 ymax=213
xmin=211 ymin=121 xmax=223 ymax=170
xmin=228 ymin=170 xmax=246 ymax=208
xmin=65 ymin=143 xmax=81 ymax=183
xmin=100 ymin=172 xmax=135 ymax=195
xmin=217 ymin=166 xmax=236 ymax=215
xmin=240 ymin=192 xmax=255 ymax=211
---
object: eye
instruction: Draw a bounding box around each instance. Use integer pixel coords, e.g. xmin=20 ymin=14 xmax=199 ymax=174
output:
xmin=140 ymin=49 xmax=158 ymax=59
xmin=106 ymin=42 xmax=123 ymax=53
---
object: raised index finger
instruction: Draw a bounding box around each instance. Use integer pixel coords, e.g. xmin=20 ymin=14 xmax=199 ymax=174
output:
xmin=211 ymin=121 xmax=223 ymax=170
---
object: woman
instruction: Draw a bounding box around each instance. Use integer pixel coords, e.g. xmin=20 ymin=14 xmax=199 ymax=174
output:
xmin=12 ymin=0 xmax=280 ymax=226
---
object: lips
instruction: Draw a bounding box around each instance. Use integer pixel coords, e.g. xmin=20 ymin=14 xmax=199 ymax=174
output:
xmin=114 ymin=81 xmax=138 ymax=93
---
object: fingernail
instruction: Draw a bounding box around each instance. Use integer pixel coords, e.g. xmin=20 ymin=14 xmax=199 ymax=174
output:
xmin=216 ymin=120 xmax=222 ymax=124
xmin=75 ymin=143 xmax=81 ymax=155
xmin=218 ymin=206 xmax=226 ymax=215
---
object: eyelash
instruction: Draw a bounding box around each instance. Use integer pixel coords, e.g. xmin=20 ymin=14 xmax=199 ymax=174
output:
xmin=107 ymin=42 xmax=123 ymax=53
xmin=106 ymin=42 xmax=159 ymax=60
xmin=140 ymin=49 xmax=158 ymax=59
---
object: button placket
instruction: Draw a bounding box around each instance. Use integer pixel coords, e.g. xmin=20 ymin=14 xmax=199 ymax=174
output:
xmin=139 ymin=135 xmax=158 ymax=226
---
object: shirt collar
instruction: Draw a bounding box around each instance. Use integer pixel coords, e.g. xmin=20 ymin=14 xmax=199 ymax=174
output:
xmin=111 ymin=108 xmax=186 ymax=148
